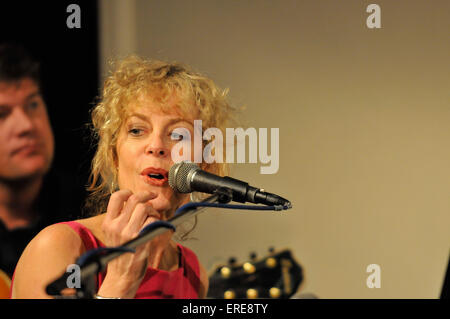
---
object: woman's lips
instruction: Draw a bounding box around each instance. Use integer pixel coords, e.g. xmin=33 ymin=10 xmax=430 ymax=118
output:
xmin=141 ymin=167 xmax=169 ymax=186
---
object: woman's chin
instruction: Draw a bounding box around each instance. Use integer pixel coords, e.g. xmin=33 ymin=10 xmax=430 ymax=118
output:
xmin=147 ymin=198 xmax=173 ymax=219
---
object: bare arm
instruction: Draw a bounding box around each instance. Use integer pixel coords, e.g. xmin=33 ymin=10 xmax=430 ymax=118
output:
xmin=11 ymin=223 xmax=85 ymax=298
xmin=12 ymin=190 xmax=175 ymax=299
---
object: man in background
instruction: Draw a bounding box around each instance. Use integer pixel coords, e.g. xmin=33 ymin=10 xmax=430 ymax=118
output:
xmin=0 ymin=43 xmax=84 ymax=282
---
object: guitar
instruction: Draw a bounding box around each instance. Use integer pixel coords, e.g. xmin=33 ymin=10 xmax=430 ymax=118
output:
xmin=0 ymin=269 xmax=11 ymax=299
xmin=207 ymin=248 xmax=303 ymax=299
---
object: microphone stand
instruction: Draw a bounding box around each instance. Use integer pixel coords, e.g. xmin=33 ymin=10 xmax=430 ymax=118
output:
xmin=46 ymin=188 xmax=233 ymax=299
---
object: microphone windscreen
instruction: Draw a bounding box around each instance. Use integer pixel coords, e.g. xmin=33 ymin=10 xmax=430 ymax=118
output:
xmin=169 ymin=162 xmax=199 ymax=193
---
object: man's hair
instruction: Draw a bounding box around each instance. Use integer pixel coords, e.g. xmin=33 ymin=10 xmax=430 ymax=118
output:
xmin=0 ymin=43 xmax=41 ymax=86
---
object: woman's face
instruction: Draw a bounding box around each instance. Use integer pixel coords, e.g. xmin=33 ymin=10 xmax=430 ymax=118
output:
xmin=115 ymin=96 xmax=198 ymax=218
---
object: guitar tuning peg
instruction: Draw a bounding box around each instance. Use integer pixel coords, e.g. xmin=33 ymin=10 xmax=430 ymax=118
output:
xmin=228 ymin=257 xmax=237 ymax=265
xmin=265 ymin=256 xmax=277 ymax=268
xmin=243 ymin=262 xmax=256 ymax=274
xmin=224 ymin=290 xmax=235 ymax=299
xmin=249 ymin=252 xmax=257 ymax=261
xmin=269 ymin=287 xmax=281 ymax=298
xmin=220 ymin=266 xmax=231 ymax=278
xmin=268 ymin=247 xmax=275 ymax=254
xmin=246 ymin=288 xmax=258 ymax=299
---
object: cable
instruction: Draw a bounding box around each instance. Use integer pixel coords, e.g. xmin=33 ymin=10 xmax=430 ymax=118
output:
xmin=174 ymin=201 xmax=292 ymax=216
xmin=48 ymin=199 xmax=291 ymax=297
xmin=139 ymin=220 xmax=176 ymax=236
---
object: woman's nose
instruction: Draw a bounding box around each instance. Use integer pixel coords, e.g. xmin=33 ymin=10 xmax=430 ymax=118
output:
xmin=147 ymin=147 xmax=169 ymax=157
xmin=145 ymin=133 xmax=170 ymax=158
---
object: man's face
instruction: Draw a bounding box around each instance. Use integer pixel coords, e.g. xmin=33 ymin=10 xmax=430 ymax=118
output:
xmin=0 ymin=78 xmax=54 ymax=181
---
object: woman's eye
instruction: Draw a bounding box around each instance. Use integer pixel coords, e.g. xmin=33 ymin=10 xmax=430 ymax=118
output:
xmin=128 ymin=128 xmax=144 ymax=136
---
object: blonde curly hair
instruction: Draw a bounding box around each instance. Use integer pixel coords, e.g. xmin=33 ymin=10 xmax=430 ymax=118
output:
xmin=84 ymin=55 xmax=236 ymax=217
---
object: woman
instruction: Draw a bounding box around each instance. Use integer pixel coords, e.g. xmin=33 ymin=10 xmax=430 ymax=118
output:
xmin=10 ymin=55 xmax=235 ymax=298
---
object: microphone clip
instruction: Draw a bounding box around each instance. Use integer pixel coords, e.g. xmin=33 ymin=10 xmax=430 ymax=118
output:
xmin=213 ymin=187 xmax=233 ymax=204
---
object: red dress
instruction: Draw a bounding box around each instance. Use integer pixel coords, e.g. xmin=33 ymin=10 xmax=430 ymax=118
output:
xmin=52 ymin=221 xmax=201 ymax=299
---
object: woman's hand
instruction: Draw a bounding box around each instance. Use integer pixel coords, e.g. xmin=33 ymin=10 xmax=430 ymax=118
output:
xmin=97 ymin=189 xmax=173 ymax=298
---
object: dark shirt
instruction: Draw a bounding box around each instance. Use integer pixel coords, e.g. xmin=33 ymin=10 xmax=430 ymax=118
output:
xmin=0 ymin=167 xmax=86 ymax=278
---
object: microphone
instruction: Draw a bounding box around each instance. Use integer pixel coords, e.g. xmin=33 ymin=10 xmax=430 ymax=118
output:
xmin=169 ymin=162 xmax=292 ymax=208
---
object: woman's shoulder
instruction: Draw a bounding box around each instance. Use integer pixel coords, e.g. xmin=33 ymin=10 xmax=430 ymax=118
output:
xmin=23 ymin=214 xmax=105 ymax=259
xmin=11 ymin=215 xmax=107 ymax=298
xmin=11 ymin=220 xmax=90 ymax=298
xmin=21 ymin=221 xmax=85 ymax=261
xmin=74 ymin=214 xmax=106 ymax=244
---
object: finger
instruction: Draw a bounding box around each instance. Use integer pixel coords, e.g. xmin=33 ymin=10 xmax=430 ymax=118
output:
xmin=141 ymin=215 xmax=159 ymax=230
xmin=105 ymin=189 xmax=133 ymax=220
xmin=127 ymin=203 xmax=159 ymax=235
xmin=118 ymin=191 xmax=158 ymax=226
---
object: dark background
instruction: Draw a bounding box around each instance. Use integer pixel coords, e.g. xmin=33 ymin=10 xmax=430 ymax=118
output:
xmin=0 ymin=1 xmax=100 ymax=216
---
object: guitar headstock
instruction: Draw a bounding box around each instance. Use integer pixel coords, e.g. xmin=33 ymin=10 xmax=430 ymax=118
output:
xmin=207 ymin=248 xmax=303 ymax=299
xmin=0 ymin=269 xmax=11 ymax=299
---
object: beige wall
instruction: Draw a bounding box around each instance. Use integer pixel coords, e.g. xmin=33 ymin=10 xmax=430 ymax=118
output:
xmin=99 ymin=0 xmax=450 ymax=298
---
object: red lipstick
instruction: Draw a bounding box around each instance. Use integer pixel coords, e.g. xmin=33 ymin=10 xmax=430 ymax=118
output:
xmin=141 ymin=167 xmax=169 ymax=186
